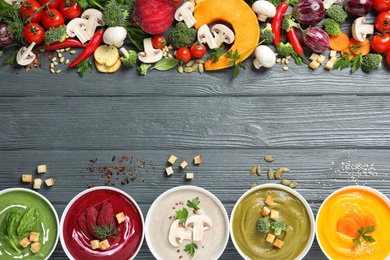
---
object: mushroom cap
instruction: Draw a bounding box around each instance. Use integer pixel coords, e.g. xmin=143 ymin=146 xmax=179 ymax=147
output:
xmin=197 ymin=24 xmax=218 ymax=49
xmin=184 ymin=214 xmax=213 ymax=230
xmin=138 ymin=37 xmax=163 ymax=63
xmin=16 ymin=42 xmax=36 ymax=66
xmin=252 ymin=0 xmax=277 ymax=21
xmin=352 ymin=17 xmax=374 ymax=42
xmin=66 ymin=18 xmax=88 ymax=37
xmin=174 ymin=1 xmax=195 ymax=20
xmin=81 ymin=8 xmax=104 ymax=22
xmin=253 ymin=45 xmax=276 ymax=69
xmin=211 ymin=24 xmax=235 ymax=45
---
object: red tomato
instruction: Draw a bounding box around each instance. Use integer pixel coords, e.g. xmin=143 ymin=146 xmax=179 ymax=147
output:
xmin=175 ymin=47 xmax=191 ymax=63
xmin=386 ymin=50 xmax=390 ymax=65
xmin=373 ymin=0 xmax=390 ymax=12
xmin=20 ymin=0 xmax=43 ymax=23
xmin=23 ymin=23 xmax=45 ymax=45
xmin=189 ymin=42 xmax=206 ymax=58
xmin=151 ymin=35 xmax=167 ymax=50
xmin=41 ymin=9 xmax=65 ymax=29
xmin=39 ymin=0 xmax=60 ymax=9
xmin=375 ymin=12 xmax=390 ymax=33
xmin=371 ymin=33 xmax=390 ymax=53
xmin=58 ymin=0 xmax=82 ymax=20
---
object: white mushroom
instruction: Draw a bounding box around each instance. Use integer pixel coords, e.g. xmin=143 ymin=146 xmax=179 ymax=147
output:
xmin=252 ymin=0 xmax=277 ymax=22
xmin=352 ymin=17 xmax=374 ymax=42
xmin=66 ymin=18 xmax=91 ymax=44
xmin=323 ymin=0 xmax=341 ymax=9
xmin=16 ymin=42 xmax=36 ymax=66
xmin=184 ymin=214 xmax=212 ymax=242
xmin=253 ymin=45 xmax=276 ymax=69
xmin=81 ymin=8 xmax=104 ymax=38
xmin=103 ymin=26 xmax=127 ymax=48
xmin=168 ymin=219 xmax=192 ymax=247
xmin=174 ymin=1 xmax=197 ymax=28
xmin=197 ymin=24 xmax=218 ymax=49
xmin=138 ymin=37 xmax=163 ymax=63
xmin=211 ymin=24 xmax=235 ymax=47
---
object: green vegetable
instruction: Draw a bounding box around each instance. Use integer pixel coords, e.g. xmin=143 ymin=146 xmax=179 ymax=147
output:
xmin=323 ymin=18 xmax=340 ymax=36
xmin=186 ymin=197 xmax=200 ymax=211
xmin=282 ymin=15 xmax=300 ymax=32
xmin=226 ymin=49 xmax=247 ymax=78
xmin=168 ymin=22 xmax=197 ymax=49
xmin=76 ymin=59 xmax=94 ymax=77
xmin=184 ymin=242 xmax=198 ymax=257
xmin=103 ymin=0 xmax=129 ymax=27
xmin=0 ymin=210 xmax=22 ymax=253
xmin=119 ymin=47 xmax=137 ymax=67
xmin=325 ymin=5 xmax=348 ymax=23
xmin=361 ymin=53 xmax=382 ymax=72
xmin=260 ymin=23 xmax=275 ymax=45
xmin=208 ymin=43 xmax=225 ymax=64
xmin=352 ymin=225 xmax=376 ymax=246
xmin=0 ymin=3 xmax=26 ymax=46
xmin=276 ymin=42 xmax=295 ymax=57
xmin=137 ymin=63 xmax=151 ymax=76
xmin=151 ymin=58 xmax=178 ymax=71
xmin=44 ymin=25 xmax=68 ymax=45
xmin=75 ymin=0 xmax=133 ymax=10
xmin=271 ymin=221 xmax=287 ymax=236
xmin=93 ymin=223 xmax=120 ymax=240
xmin=175 ymin=208 xmax=189 ymax=224
xmin=256 ymin=217 xmax=271 ymax=233
xmin=334 ymin=52 xmax=362 ymax=73
xmin=17 ymin=208 xmax=39 ymax=237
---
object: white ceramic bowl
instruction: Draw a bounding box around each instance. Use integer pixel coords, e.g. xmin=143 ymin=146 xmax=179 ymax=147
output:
xmin=230 ymin=184 xmax=315 ymax=260
xmin=316 ymin=185 xmax=390 ymax=259
xmin=145 ymin=185 xmax=229 ymax=260
xmin=60 ymin=186 xmax=144 ymax=260
xmin=0 ymin=188 xmax=59 ymax=260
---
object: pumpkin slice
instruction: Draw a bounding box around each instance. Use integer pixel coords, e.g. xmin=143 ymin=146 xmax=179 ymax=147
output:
xmin=194 ymin=0 xmax=260 ymax=71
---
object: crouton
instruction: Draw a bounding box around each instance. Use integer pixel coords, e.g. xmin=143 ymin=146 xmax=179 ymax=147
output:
xmin=91 ymin=240 xmax=100 ymax=250
xmin=30 ymin=242 xmax=41 ymax=253
xmin=116 ymin=212 xmax=126 ymax=224
xmin=264 ymin=195 xmax=274 ymax=205
xmin=33 ymin=179 xmax=42 ymax=190
xmin=186 ymin=172 xmax=194 ymax=180
xmin=168 ymin=154 xmax=178 ymax=165
xmin=180 ymin=160 xmax=188 ymax=169
xmin=193 ymin=154 xmax=202 ymax=165
xmin=100 ymin=239 xmax=110 ymax=250
xmin=29 ymin=232 xmax=39 ymax=242
xmin=45 ymin=178 xmax=54 ymax=187
xmin=22 ymin=174 xmax=32 ymax=183
xmin=37 ymin=165 xmax=47 ymax=173
xmin=270 ymin=209 xmax=279 ymax=221
xmin=165 ymin=166 xmax=174 ymax=176
xmin=266 ymin=233 xmax=276 ymax=244
xmin=19 ymin=237 xmax=31 ymax=248
xmin=273 ymin=239 xmax=285 ymax=248
xmin=260 ymin=206 xmax=271 ymax=216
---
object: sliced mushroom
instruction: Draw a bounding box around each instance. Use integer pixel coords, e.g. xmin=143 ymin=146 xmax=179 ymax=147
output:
xmin=211 ymin=24 xmax=235 ymax=47
xmin=197 ymin=24 xmax=218 ymax=49
xmin=168 ymin=219 xmax=192 ymax=247
xmin=184 ymin=214 xmax=212 ymax=242
xmin=81 ymin=8 xmax=104 ymax=37
xmin=352 ymin=17 xmax=374 ymax=42
xmin=252 ymin=0 xmax=276 ymax=22
xmin=137 ymin=37 xmax=163 ymax=63
xmin=174 ymin=1 xmax=197 ymax=28
xmin=66 ymin=18 xmax=91 ymax=44
xmin=16 ymin=42 xmax=36 ymax=66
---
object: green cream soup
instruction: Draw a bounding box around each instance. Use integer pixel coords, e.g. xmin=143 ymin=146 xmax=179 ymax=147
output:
xmin=0 ymin=190 xmax=59 ymax=260
xmin=231 ymin=187 xmax=311 ymax=259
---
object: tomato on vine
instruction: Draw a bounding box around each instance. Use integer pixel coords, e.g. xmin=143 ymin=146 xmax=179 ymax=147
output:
xmin=39 ymin=0 xmax=60 ymax=9
xmin=375 ymin=12 xmax=390 ymax=33
xmin=373 ymin=0 xmax=390 ymax=12
xmin=189 ymin=42 xmax=206 ymax=58
xmin=371 ymin=33 xmax=390 ymax=53
xmin=151 ymin=35 xmax=167 ymax=50
xmin=20 ymin=0 xmax=43 ymax=23
xmin=58 ymin=0 xmax=82 ymax=20
xmin=23 ymin=23 xmax=45 ymax=45
xmin=41 ymin=9 xmax=65 ymax=29
xmin=175 ymin=47 xmax=191 ymax=63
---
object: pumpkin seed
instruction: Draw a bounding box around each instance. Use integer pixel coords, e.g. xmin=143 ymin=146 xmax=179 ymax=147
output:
xmin=281 ymin=167 xmax=290 ymax=172
xmin=275 ymin=168 xmax=283 ymax=179
xmin=281 ymin=179 xmax=291 ymax=186
xmin=186 ymin=60 xmax=195 ymax=67
xmin=289 ymin=181 xmax=298 ymax=188
xmin=250 ymin=183 xmax=257 ymax=189
xmin=256 ymin=165 xmax=262 ymax=176
xmin=196 ymin=59 xmax=204 ymax=64
xmin=198 ymin=63 xmax=204 ymax=74
xmin=184 ymin=67 xmax=193 ymax=73
xmin=177 ymin=65 xmax=184 ymax=74
xmin=191 ymin=63 xmax=199 ymax=72
xmin=267 ymin=168 xmax=275 ymax=179
xmin=264 ymin=155 xmax=274 ymax=162
xmin=250 ymin=166 xmax=257 ymax=176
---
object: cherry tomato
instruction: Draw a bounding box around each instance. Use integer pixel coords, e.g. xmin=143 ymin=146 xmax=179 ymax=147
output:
xmin=23 ymin=23 xmax=45 ymax=45
xmin=371 ymin=33 xmax=390 ymax=53
xmin=175 ymin=47 xmax=191 ymax=63
xmin=373 ymin=0 xmax=390 ymax=12
xmin=189 ymin=42 xmax=206 ymax=58
xmin=151 ymin=35 xmax=167 ymax=49
xmin=58 ymin=0 xmax=82 ymax=20
xmin=375 ymin=12 xmax=390 ymax=33
xmin=20 ymin=0 xmax=43 ymax=23
xmin=39 ymin=0 xmax=60 ymax=9
xmin=386 ymin=50 xmax=390 ymax=65
xmin=41 ymin=9 xmax=65 ymax=29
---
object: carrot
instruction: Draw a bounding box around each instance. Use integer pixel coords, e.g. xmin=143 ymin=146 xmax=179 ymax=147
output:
xmin=337 ymin=217 xmax=360 ymax=238
xmin=349 ymin=38 xmax=371 ymax=56
xmin=362 ymin=214 xmax=376 ymax=228
xmin=347 ymin=213 xmax=365 ymax=228
xmin=329 ymin=32 xmax=350 ymax=51
xmin=340 ymin=46 xmax=355 ymax=60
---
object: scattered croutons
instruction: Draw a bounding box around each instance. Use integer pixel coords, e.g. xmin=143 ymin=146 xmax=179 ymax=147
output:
xmin=99 ymin=239 xmax=110 ymax=250
xmin=45 ymin=178 xmax=54 ymax=187
xmin=330 ymin=50 xmax=337 ymax=57
xmin=186 ymin=172 xmax=194 ymax=180
xmin=22 ymin=174 xmax=32 ymax=183
xmin=94 ymin=45 xmax=122 ymax=73
xmin=168 ymin=154 xmax=178 ymax=165
xmin=180 ymin=160 xmax=188 ymax=169
xmin=91 ymin=240 xmax=100 ymax=250
xmin=29 ymin=232 xmax=39 ymax=242
xmin=329 ymin=55 xmax=337 ymax=63
xmin=309 ymin=60 xmax=320 ymax=70
xmin=270 ymin=209 xmax=279 ymax=221
xmin=317 ymin=54 xmax=326 ymax=64
xmin=266 ymin=233 xmax=276 ymax=244
xmin=260 ymin=206 xmax=271 ymax=216
xmin=37 ymin=165 xmax=47 ymax=173
xmin=33 ymin=179 xmax=42 ymax=190
xmin=273 ymin=239 xmax=285 ymax=248
xmin=165 ymin=166 xmax=174 ymax=176
xmin=193 ymin=154 xmax=202 ymax=165
xmin=19 ymin=237 xmax=31 ymax=248
xmin=30 ymin=242 xmax=41 ymax=253
xmin=309 ymin=53 xmax=319 ymax=61
xmin=116 ymin=212 xmax=126 ymax=224
xmin=324 ymin=61 xmax=334 ymax=70
xmin=265 ymin=195 xmax=274 ymax=205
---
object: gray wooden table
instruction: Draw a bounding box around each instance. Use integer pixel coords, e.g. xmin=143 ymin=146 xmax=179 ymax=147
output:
xmin=1 ymin=41 xmax=390 ymax=259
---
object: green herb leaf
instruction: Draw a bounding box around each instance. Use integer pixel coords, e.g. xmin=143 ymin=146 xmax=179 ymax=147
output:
xmin=126 ymin=23 xmax=150 ymax=51
xmin=151 ymin=58 xmax=178 ymax=71
xmin=175 ymin=208 xmax=188 ymax=224
xmin=352 ymin=225 xmax=376 ymax=247
xmin=93 ymin=223 xmax=120 ymax=240
xmin=17 ymin=208 xmax=39 ymax=236
xmin=3 ymin=51 xmax=17 ymax=66
xmin=334 ymin=52 xmax=351 ymax=71
xmin=0 ymin=210 xmax=22 ymax=253
xmin=207 ymin=44 xmax=225 ymax=64
xmin=350 ymin=53 xmax=362 ymax=73
xmin=76 ymin=59 xmax=93 ymax=77
xmin=186 ymin=197 xmax=200 ymax=211
xmin=184 ymin=242 xmax=198 ymax=257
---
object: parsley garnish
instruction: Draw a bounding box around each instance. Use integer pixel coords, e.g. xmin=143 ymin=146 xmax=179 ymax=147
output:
xmin=352 ymin=226 xmax=376 ymax=246
xmin=175 ymin=208 xmax=188 ymax=224
xmin=208 ymin=44 xmax=225 ymax=64
xmin=225 ymin=49 xmax=247 ymax=78
xmin=76 ymin=59 xmax=93 ymax=77
xmin=186 ymin=197 xmax=200 ymax=211
xmin=333 ymin=52 xmax=362 ymax=73
xmin=184 ymin=242 xmax=198 ymax=257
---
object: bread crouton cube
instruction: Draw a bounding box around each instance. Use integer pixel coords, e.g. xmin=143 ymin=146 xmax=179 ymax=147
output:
xmin=30 ymin=242 xmax=41 ymax=253
xmin=33 ymin=179 xmax=42 ymax=190
xmin=91 ymin=240 xmax=100 ymax=250
xmin=260 ymin=206 xmax=271 ymax=216
xmin=193 ymin=154 xmax=202 ymax=165
xmin=165 ymin=166 xmax=174 ymax=176
xmin=29 ymin=232 xmax=39 ymax=242
xmin=309 ymin=60 xmax=320 ymax=70
xmin=316 ymin=54 xmax=326 ymax=64
xmin=168 ymin=154 xmax=178 ymax=165
xmin=186 ymin=172 xmax=194 ymax=180
xmin=37 ymin=165 xmax=47 ymax=173
xmin=22 ymin=174 xmax=32 ymax=183
xmin=273 ymin=239 xmax=285 ymax=248
xmin=270 ymin=209 xmax=279 ymax=221
xmin=309 ymin=53 xmax=319 ymax=61
xmin=329 ymin=50 xmax=337 ymax=57
xmin=266 ymin=233 xmax=276 ymax=244
xmin=100 ymin=239 xmax=110 ymax=250
xmin=45 ymin=178 xmax=54 ymax=187
xmin=324 ymin=61 xmax=334 ymax=70
xmin=265 ymin=195 xmax=274 ymax=205
xmin=19 ymin=237 xmax=31 ymax=248
xmin=116 ymin=212 xmax=126 ymax=224
xmin=180 ymin=160 xmax=188 ymax=169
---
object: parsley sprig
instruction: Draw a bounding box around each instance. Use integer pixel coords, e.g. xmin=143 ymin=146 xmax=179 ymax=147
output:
xmin=225 ymin=49 xmax=247 ymax=78
xmin=76 ymin=59 xmax=93 ymax=77
xmin=333 ymin=52 xmax=362 ymax=73
xmin=186 ymin=197 xmax=200 ymax=211
xmin=352 ymin=226 xmax=376 ymax=246
xmin=184 ymin=242 xmax=198 ymax=257
xmin=175 ymin=208 xmax=188 ymax=224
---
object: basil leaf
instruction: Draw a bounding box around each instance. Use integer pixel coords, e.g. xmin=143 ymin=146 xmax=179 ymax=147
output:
xmin=17 ymin=208 xmax=39 ymax=236
xmin=151 ymin=58 xmax=178 ymax=71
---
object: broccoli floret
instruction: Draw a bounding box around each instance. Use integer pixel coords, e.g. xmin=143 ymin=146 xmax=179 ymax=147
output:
xmin=271 ymin=221 xmax=287 ymax=236
xmin=282 ymin=15 xmax=300 ymax=32
xmin=276 ymin=42 xmax=294 ymax=57
xmin=44 ymin=25 xmax=68 ymax=45
xmin=138 ymin=63 xmax=151 ymax=75
xmin=119 ymin=47 xmax=137 ymax=67
xmin=103 ymin=0 xmax=129 ymax=27
xmin=361 ymin=54 xmax=382 ymax=72
xmin=256 ymin=217 xmax=271 ymax=233
xmin=323 ymin=18 xmax=340 ymax=36
xmin=260 ymin=23 xmax=275 ymax=45
xmin=168 ymin=22 xmax=197 ymax=49
xmin=326 ymin=5 xmax=348 ymax=23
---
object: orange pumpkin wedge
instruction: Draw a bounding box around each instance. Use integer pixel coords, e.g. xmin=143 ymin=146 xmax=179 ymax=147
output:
xmin=194 ymin=0 xmax=260 ymax=71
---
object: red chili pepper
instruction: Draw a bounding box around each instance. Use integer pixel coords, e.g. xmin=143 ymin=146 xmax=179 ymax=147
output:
xmin=43 ymin=38 xmax=86 ymax=51
xmin=286 ymin=27 xmax=305 ymax=57
xmin=67 ymin=29 xmax=104 ymax=69
xmin=271 ymin=1 xmax=289 ymax=46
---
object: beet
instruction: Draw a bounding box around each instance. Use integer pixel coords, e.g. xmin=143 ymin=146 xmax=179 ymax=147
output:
xmin=77 ymin=213 xmax=94 ymax=239
xmin=97 ymin=201 xmax=116 ymax=227
xmin=132 ymin=0 xmax=183 ymax=35
xmin=85 ymin=205 xmax=99 ymax=238
xmin=292 ymin=0 xmax=325 ymax=25
xmin=345 ymin=0 xmax=373 ymax=16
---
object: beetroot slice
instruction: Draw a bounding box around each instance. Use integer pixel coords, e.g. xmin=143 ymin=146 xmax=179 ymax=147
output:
xmin=85 ymin=205 xmax=99 ymax=238
xmin=97 ymin=200 xmax=116 ymax=227
xmin=77 ymin=213 xmax=94 ymax=239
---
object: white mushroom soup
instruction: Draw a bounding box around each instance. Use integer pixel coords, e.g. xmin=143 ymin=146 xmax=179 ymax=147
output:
xmin=145 ymin=186 xmax=229 ymax=260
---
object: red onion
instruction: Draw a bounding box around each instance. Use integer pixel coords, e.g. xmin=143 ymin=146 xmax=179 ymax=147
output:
xmin=292 ymin=0 xmax=325 ymax=25
xmin=302 ymin=27 xmax=330 ymax=53
xmin=0 ymin=22 xmax=13 ymax=48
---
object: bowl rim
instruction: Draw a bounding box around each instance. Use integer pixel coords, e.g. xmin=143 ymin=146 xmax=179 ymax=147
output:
xmin=0 ymin=187 xmax=60 ymax=260
xmin=59 ymin=186 xmax=145 ymax=260
xmin=229 ymin=183 xmax=315 ymax=260
xmin=315 ymin=185 xmax=390 ymax=259
xmin=144 ymin=185 xmax=230 ymax=260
